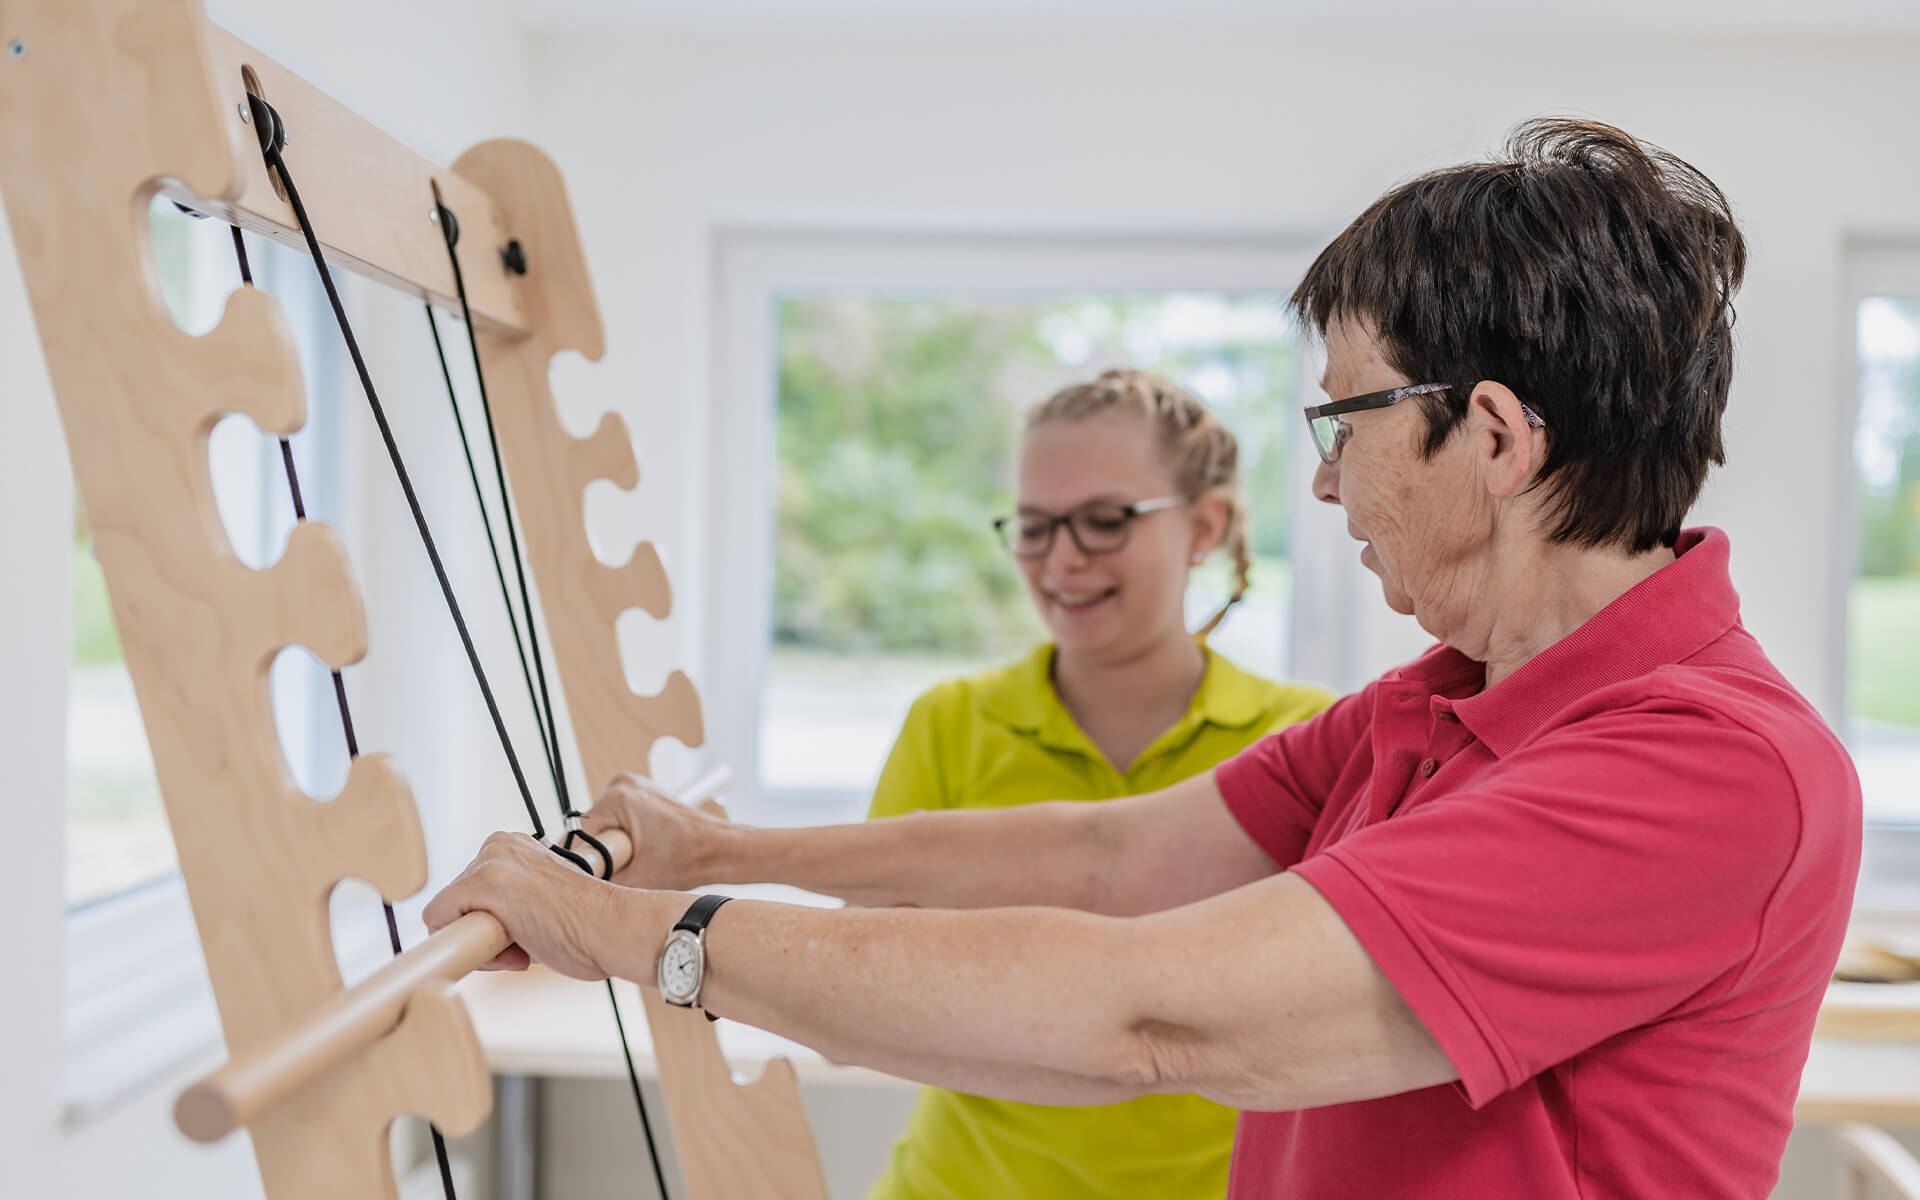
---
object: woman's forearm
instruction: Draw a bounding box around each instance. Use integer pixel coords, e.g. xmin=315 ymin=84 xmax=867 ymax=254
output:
xmin=425 ymin=832 xmax=1449 ymax=1118
xmin=700 ymin=802 xmax=1116 ymax=910
xmin=612 ymin=889 xmax=1160 ymax=1104
xmin=692 ymin=770 xmax=1269 ymax=918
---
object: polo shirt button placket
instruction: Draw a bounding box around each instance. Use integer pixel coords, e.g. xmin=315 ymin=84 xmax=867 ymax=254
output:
xmin=1418 ymin=756 xmax=1439 ymax=778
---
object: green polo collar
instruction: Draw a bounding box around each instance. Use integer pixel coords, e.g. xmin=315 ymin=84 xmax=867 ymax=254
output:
xmin=975 ymin=642 xmax=1270 ymax=764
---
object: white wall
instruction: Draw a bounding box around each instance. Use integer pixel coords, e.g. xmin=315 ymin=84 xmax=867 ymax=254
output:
xmin=0 ymin=2 xmax=536 ymax=1197
xmin=524 ymin=24 xmax=1920 ymax=716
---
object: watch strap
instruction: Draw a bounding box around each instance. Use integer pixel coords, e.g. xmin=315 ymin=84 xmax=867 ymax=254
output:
xmin=673 ymin=892 xmax=732 ymax=935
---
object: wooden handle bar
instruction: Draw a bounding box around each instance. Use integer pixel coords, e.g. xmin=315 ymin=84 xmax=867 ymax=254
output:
xmin=174 ymin=768 xmax=732 ymax=1143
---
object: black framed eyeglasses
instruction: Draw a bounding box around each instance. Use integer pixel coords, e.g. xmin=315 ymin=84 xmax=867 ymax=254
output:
xmin=993 ymin=496 xmax=1186 ymax=560
xmin=1303 ymin=382 xmax=1546 ymax=465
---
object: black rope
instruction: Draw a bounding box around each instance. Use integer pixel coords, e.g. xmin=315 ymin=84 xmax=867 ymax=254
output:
xmin=423 ymin=302 xmax=612 ymax=891
xmin=427 ymin=182 xmax=577 ymax=823
xmin=246 ymin=94 xmax=549 ymax=841
xmin=228 ymin=224 xmax=459 ymax=1200
xmin=607 ymin=977 xmax=672 ymax=1194
xmin=429 ymin=187 xmax=675 ymax=1200
xmin=422 ymin=304 xmax=569 ymax=806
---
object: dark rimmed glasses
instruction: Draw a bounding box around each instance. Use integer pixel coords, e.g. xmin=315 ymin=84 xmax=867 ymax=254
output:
xmin=993 ymin=496 xmax=1186 ymax=560
xmin=1304 ymin=382 xmax=1546 ymax=465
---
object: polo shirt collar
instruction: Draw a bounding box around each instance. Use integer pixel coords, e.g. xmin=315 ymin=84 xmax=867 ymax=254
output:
xmin=1430 ymin=527 xmax=1742 ymax=757
xmin=977 ymin=641 xmax=1269 ymax=756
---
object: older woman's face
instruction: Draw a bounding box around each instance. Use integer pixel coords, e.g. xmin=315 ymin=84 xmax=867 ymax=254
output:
xmin=1311 ymin=320 xmax=1494 ymax=623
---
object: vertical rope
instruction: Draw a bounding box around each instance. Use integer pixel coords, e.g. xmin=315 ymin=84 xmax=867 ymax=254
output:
xmin=427 ymin=184 xmax=576 ymax=822
xmin=228 ymin=224 xmax=460 ymax=1200
xmin=430 ymin=186 xmax=676 ymax=1200
xmin=422 ymin=304 xmax=566 ymax=793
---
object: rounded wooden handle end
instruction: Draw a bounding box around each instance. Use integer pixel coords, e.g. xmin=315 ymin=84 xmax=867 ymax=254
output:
xmin=175 ymin=1079 xmax=238 ymax=1143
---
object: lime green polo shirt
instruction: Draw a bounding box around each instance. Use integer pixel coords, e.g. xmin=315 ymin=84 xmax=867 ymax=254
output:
xmin=863 ymin=644 xmax=1334 ymax=1200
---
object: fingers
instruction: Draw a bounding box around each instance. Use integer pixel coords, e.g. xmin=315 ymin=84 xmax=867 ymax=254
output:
xmin=418 ymin=831 xmax=618 ymax=980
xmin=482 ymin=946 xmax=532 ymax=972
xmin=421 ymin=860 xmax=482 ymax=933
xmin=422 ymin=831 xmax=539 ymax=934
xmin=581 ymin=771 xmax=660 ymax=835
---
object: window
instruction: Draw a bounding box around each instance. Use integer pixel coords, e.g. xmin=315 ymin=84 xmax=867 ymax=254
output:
xmin=1851 ymin=294 xmax=1920 ymax=827
xmin=66 ymin=502 xmax=171 ymax=907
xmin=712 ymin=236 xmax=1318 ymax=829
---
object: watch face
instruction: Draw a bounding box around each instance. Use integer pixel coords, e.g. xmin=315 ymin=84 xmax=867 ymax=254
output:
xmin=659 ymin=933 xmax=701 ymax=1004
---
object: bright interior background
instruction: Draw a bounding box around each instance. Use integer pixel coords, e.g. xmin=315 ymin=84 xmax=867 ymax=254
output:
xmin=4 ymin=0 xmax=1920 ymax=1196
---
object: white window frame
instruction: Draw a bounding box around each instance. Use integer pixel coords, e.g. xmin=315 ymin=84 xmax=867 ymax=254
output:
xmin=705 ymin=230 xmax=1409 ymax=824
xmin=1836 ymin=241 xmax=1920 ymax=912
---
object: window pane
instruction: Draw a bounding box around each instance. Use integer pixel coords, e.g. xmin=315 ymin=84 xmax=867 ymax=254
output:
xmin=761 ymin=292 xmax=1296 ymax=826
xmin=1851 ymin=296 xmax=1920 ymax=824
xmin=66 ymin=499 xmax=175 ymax=907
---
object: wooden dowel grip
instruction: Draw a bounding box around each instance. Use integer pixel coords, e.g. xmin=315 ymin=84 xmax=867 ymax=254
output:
xmin=174 ymin=769 xmax=730 ymax=1143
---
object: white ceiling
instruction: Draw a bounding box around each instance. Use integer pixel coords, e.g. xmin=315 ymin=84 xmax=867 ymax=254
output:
xmin=508 ymin=0 xmax=1920 ymax=36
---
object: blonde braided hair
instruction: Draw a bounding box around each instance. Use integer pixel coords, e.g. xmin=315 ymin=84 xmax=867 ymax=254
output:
xmin=1025 ymin=368 xmax=1250 ymax=638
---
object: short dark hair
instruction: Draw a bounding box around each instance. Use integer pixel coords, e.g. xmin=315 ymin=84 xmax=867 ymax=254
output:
xmin=1291 ymin=117 xmax=1746 ymax=552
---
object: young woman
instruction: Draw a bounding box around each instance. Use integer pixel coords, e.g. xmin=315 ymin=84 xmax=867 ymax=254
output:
xmin=863 ymin=368 xmax=1333 ymax=1200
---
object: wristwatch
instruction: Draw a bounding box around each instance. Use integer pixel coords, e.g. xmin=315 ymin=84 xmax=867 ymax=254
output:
xmin=658 ymin=893 xmax=732 ymax=1018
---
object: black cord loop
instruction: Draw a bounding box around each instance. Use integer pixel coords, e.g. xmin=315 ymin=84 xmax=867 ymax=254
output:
xmin=545 ymin=840 xmax=596 ymax=876
xmin=563 ymin=827 xmax=615 ymax=881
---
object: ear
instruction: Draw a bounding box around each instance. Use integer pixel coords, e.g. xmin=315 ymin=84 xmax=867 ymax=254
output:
xmin=1187 ymin=491 xmax=1232 ymax=562
xmin=1464 ymin=381 xmax=1545 ymax=498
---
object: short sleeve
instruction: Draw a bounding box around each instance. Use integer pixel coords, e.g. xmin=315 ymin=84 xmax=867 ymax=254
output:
xmin=1215 ymin=686 xmax=1374 ymax=870
xmin=867 ymin=686 xmax=955 ymax=820
xmin=1291 ymin=693 xmax=1800 ymax=1107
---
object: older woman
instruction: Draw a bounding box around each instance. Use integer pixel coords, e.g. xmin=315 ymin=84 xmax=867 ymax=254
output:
xmin=428 ymin=119 xmax=1861 ymax=1199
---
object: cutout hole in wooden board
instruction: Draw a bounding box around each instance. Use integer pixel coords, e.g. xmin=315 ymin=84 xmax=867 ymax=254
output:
xmin=271 ymin=643 xmax=350 ymax=801
xmin=582 ymin=475 xmax=639 ymax=569
xmin=144 ymin=194 xmax=232 ymax=337
xmin=329 ymin=874 xmax=397 ymax=987
xmin=613 ymin=606 xmax=679 ymax=704
xmin=549 ymin=350 xmax=604 ymax=440
xmin=208 ymin=412 xmax=299 ymax=570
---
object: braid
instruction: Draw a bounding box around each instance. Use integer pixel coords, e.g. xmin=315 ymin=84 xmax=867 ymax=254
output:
xmin=1195 ymin=506 xmax=1251 ymax=638
xmin=1027 ymin=368 xmax=1250 ymax=638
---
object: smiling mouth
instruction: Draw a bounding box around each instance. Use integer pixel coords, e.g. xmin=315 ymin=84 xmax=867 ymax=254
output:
xmin=1047 ymin=587 xmax=1117 ymax=610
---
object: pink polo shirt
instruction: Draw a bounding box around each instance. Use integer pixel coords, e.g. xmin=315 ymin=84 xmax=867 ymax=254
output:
xmin=1215 ymin=529 xmax=1860 ymax=1199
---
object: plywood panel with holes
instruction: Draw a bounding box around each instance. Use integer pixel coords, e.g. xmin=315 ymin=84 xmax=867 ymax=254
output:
xmin=0 ymin=2 xmax=494 ymax=1195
